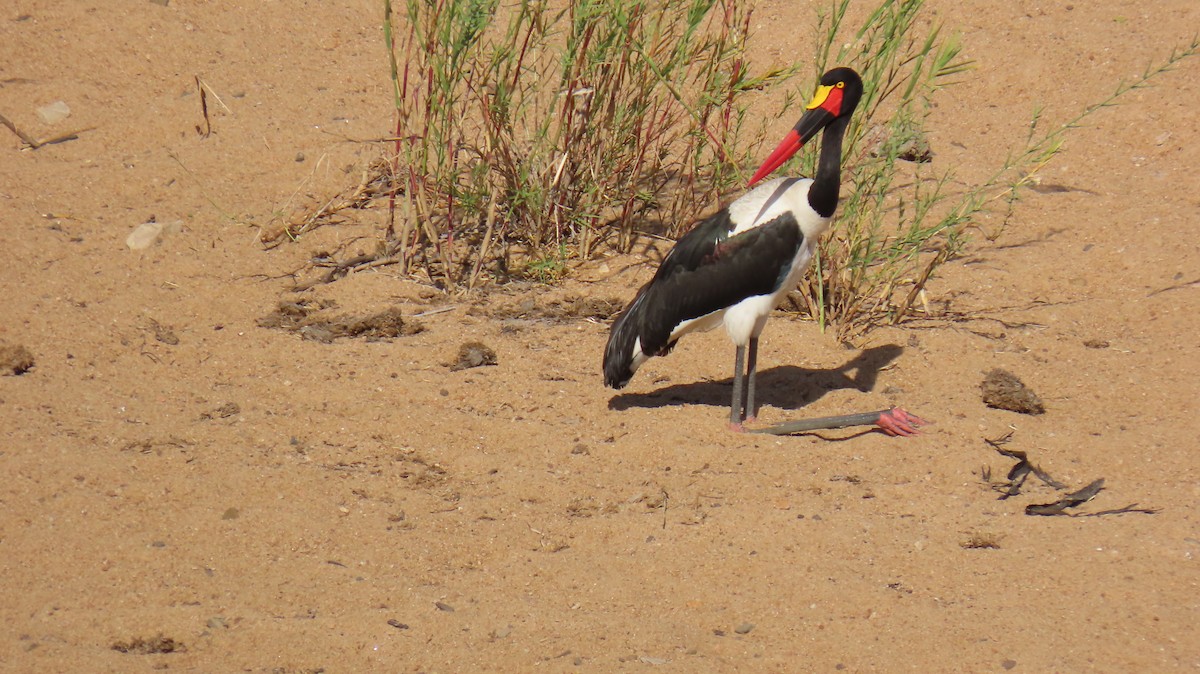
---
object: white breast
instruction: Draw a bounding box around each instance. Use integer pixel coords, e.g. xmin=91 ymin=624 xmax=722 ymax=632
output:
xmin=727 ymin=177 xmax=832 ymax=241
xmin=723 ymin=177 xmax=830 ymax=345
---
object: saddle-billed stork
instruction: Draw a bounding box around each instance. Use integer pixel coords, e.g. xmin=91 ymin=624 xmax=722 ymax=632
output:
xmin=603 ymin=67 xmax=922 ymax=435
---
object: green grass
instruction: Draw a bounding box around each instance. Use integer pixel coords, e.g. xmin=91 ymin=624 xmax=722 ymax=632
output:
xmin=381 ymin=0 xmax=799 ymax=287
xmin=282 ymin=0 xmax=1196 ymax=340
xmin=785 ymin=1 xmax=1198 ymax=339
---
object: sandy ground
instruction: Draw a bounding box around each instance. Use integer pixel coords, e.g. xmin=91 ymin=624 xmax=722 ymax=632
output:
xmin=2 ymin=0 xmax=1198 ymax=671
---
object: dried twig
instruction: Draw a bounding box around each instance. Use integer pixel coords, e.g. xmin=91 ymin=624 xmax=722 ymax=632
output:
xmin=0 ymin=112 xmax=38 ymax=146
xmin=986 ymin=435 xmax=1158 ymax=517
xmin=985 ymin=432 xmax=1066 ymax=498
xmin=0 ymin=111 xmax=93 ymax=150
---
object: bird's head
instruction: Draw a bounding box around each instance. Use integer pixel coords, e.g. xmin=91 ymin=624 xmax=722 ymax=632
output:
xmin=748 ymin=67 xmax=863 ymax=187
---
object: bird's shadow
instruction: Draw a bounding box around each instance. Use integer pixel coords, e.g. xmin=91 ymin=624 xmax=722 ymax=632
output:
xmin=607 ymin=344 xmax=905 ymax=413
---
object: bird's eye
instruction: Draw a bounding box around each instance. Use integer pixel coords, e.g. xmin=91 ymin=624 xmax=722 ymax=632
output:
xmin=836 ymin=81 xmax=845 ymax=89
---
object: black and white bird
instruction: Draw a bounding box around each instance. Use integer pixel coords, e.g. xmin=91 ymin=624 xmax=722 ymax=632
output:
xmin=603 ymin=67 xmax=920 ymax=434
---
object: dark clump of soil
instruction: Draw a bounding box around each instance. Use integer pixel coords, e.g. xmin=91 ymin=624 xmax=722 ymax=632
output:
xmin=897 ymin=136 xmax=934 ymax=163
xmin=0 ymin=343 xmax=35 ymax=375
xmin=111 ymin=635 xmax=186 ymax=654
xmin=981 ymin=368 xmax=1045 ymax=414
xmin=149 ymin=320 xmax=179 ymax=345
xmin=546 ymin=295 xmax=626 ymax=320
xmin=200 ymin=402 xmax=241 ymax=420
xmin=258 ymin=300 xmax=424 ymax=343
xmin=451 ymin=341 xmax=497 ymax=371
xmin=480 ymin=293 xmax=624 ymax=322
xmin=961 ymin=532 xmax=1003 ymax=549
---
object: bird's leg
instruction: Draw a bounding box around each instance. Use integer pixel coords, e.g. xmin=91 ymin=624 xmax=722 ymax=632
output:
xmin=743 ymin=337 xmax=759 ymax=423
xmin=729 ymin=345 xmax=747 ymax=430
xmin=748 ymin=407 xmax=927 ymax=436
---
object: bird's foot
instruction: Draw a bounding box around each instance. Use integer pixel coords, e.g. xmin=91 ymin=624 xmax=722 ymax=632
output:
xmin=728 ymin=421 xmax=746 ymax=433
xmin=876 ymin=407 xmax=926 ymax=437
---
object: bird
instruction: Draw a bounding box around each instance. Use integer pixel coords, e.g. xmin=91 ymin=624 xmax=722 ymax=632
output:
xmin=603 ymin=67 xmax=921 ymax=435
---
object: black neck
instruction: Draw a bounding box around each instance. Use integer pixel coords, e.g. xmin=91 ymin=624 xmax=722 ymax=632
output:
xmin=807 ymin=115 xmax=850 ymax=218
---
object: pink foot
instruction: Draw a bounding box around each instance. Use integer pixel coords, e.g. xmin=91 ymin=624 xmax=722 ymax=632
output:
xmin=728 ymin=421 xmax=746 ymax=433
xmin=876 ymin=407 xmax=926 ymax=437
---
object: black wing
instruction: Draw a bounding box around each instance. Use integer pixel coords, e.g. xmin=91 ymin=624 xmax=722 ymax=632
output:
xmin=650 ymin=209 xmax=736 ymax=281
xmin=604 ymin=212 xmax=803 ymax=388
xmin=640 ymin=212 xmax=803 ymax=347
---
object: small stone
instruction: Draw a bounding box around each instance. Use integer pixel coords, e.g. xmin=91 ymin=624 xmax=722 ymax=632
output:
xmin=125 ymin=219 xmax=181 ymax=250
xmin=36 ymin=101 xmax=71 ymax=125
xmin=126 ymin=221 xmax=164 ymax=250
xmin=221 ymin=507 xmax=240 ymax=520
xmin=734 ymin=622 xmax=755 ymax=634
xmin=387 ymin=619 xmax=409 ymax=630
xmin=1001 ymin=659 xmax=1017 ymax=670
xmin=434 ymin=601 xmax=454 ymax=612
xmin=295 ymin=152 xmax=305 ymax=162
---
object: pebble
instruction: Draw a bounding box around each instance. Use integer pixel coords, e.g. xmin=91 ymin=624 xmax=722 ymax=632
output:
xmin=36 ymin=101 xmax=71 ymax=125
xmin=126 ymin=219 xmax=182 ymax=250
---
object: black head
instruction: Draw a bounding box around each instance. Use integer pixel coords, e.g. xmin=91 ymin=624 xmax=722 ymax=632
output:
xmin=813 ymin=67 xmax=863 ymax=120
xmin=748 ymin=67 xmax=863 ymax=186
